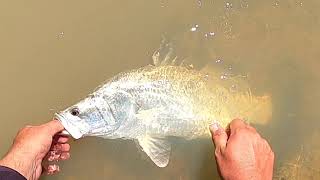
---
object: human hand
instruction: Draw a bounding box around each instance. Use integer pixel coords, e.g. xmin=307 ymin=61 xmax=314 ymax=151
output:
xmin=0 ymin=120 xmax=70 ymax=180
xmin=210 ymin=119 xmax=274 ymax=180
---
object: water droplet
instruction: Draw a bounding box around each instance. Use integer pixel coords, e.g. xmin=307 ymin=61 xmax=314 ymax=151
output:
xmin=228 ymin=65 xmax=233 ymax=70
xmin=273 ymin=1 xmax=280 ymax=7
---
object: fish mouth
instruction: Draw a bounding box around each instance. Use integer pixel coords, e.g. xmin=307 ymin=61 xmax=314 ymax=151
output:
xmin=54 ymin=113 xmax=83 ymax=139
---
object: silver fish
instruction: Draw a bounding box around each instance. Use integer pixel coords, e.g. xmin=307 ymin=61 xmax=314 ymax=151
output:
xmin=55 ymin=48 xmax=272 ymax=167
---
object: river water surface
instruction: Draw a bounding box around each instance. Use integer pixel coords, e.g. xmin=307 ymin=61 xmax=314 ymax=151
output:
xmin=0 ymin=0 xmax=319 ymax=179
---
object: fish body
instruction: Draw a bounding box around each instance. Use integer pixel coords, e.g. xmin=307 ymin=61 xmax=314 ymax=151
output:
xmin=56 ymin=51 xmax=272 ymax=167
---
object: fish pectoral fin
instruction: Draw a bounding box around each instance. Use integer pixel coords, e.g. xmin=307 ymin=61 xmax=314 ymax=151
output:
xmin=136 ymin=135 xmax=171 ymax=168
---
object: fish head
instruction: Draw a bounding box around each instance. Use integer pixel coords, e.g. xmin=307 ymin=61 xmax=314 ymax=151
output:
xmin=55 ymin=91 xmax=137 ymax=139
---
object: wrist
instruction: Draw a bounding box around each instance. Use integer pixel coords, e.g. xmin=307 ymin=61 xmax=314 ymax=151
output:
xmin=0 ymin=147 xmax=36 ymax=179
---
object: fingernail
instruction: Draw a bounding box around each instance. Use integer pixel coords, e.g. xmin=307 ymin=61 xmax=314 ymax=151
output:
xmin=209 ymin=121 xmax=219 ymax=132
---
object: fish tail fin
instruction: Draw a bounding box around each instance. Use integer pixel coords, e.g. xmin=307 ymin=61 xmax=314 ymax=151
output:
xmin=249 ymin=94 xmax=273 ymax=125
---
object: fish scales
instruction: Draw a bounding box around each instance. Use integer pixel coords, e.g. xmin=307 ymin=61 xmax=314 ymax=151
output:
xmin=105 ymin=66 xmax=214 ymax=137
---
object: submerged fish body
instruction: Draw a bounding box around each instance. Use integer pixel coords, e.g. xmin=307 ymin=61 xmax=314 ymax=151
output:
xmin=56 ymin=53 xmax=272 ymax=167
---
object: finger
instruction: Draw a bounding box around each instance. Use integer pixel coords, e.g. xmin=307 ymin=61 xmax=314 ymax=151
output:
xmin=51 ymin=143 xmax=70 ymax=152
xmin=43 ymin=120 xmax=65 ymax=136
xmin=229 ymin=119 xmax=247 ymax=134
xmin=45 ymin=164 xmax=60 ymax=175
xmin=60 ymin=152 xmax=70 ymax=160
xmin=243 ymin=123 xmax=257 ymax=134
xmin=47 ymin=151 xmax=61 ymax=162
xmin=47 ymin=152 xmax=70 ymax=161
xmin=53 ymin=136 xmax=69 ymax=143
xmin=209 ymin=121 xmax=228 ymax=153
xmin=261 ymin=139 xmax=272 ymax=152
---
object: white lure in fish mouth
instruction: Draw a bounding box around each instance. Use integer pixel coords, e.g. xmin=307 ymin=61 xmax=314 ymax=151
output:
xmin=55 ymin=113 xmax=83 ymax=139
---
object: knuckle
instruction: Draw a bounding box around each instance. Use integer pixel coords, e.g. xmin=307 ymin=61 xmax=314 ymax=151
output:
xmin=270 ymin=149 xmax=275 ymax=157
xmin=213 ymin=128 xmax=224 ymax=137
xmin=262 ymin=139 xmax=270 ymax=146
xmin=231 ymin=118 xmax=243 ymax=124
xmin=254 ymin=132 xmax=262 ymax=139
xmin=18 ymin=126 xmax=30 ymax=133
xmin=262 ymin=139 xmax=272 ymax=149
xmin=246 ymin=125 xmax=257 ymax=133
xmin=233 ymin=128 xmax=250 ymax=136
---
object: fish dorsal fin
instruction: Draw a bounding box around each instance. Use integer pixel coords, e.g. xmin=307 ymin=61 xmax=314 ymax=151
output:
xmin=136 ymin=135 xmax=171 ymax=167
xmin=152 ymin=38 xmax=177 ymax=66
xmin=152 ymin=37 xmax=193 ymax=68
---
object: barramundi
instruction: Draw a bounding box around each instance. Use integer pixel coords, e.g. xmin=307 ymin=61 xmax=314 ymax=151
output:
xmin=55 ymin=46 xmax=272 ymax=167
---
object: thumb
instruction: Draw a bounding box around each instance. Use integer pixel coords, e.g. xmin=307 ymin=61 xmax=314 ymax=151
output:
xmin=43 ymin=120 xmax=65 ymax=136
xmin=209 ymin=121 xmax=228 ymax=153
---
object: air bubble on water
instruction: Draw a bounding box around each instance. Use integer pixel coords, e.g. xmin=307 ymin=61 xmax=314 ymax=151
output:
xmin=273 ymin=1 xmax=280 ymax=7
xmin=230 ymin=84 xmax=237 ymax=92
xmin=225 ymin=2 xmax=233 ymax=9
xmin=56 ymin=31 xmax=65 ymax=39
xmin=205 ymin=32 xmax=215 ymax=38
xmin=220 ymin=74 xmax=228 ymax=80
xmin=228 ymin=65 xmax=233 ymax=70
xmin=204 ymin=74 xmax=209 ymax=80
xmin=191 ymin=27 xmax=197 ymax=32
xmin=190 ymin=24 xmax=199 ymax=32
xmin=215 ymin=59 xmax=223 ymax=63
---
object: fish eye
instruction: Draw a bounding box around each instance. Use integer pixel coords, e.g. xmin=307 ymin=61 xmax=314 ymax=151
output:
xmin=70 ymin=108 xmax=80 ymax=116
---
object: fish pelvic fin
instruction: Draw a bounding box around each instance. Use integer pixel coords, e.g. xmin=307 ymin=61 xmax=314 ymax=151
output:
xmin=136 ymin=135 xmax=171 ymax=168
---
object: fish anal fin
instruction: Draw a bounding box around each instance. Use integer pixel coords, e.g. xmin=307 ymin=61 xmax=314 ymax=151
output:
xmin=136 ymin=135 xmax=171 ymax=168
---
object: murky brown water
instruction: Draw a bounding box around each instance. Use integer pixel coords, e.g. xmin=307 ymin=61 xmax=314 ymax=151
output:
xmin=0 ymin=0 xmax=319 ymax=179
